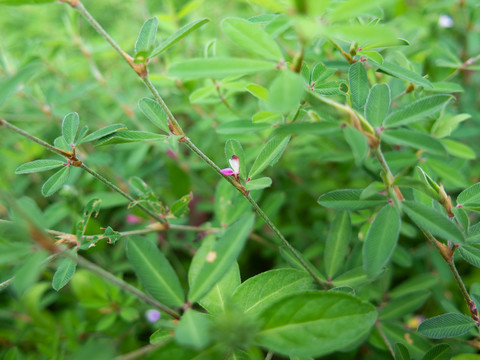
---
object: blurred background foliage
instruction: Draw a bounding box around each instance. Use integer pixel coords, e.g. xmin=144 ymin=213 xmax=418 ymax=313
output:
xmin=1 ymin=0 xmax=480 ymax=359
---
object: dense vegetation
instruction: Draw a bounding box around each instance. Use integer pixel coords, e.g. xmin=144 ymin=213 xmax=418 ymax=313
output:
xmin=1 ymin=0 xmax=480 ymax=359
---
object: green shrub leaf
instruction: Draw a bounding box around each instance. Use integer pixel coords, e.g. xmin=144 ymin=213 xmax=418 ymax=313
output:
xmin=52 ymin=254 xmax=77 ymax=291
xmin=384 ymin=95 xmax=453 ymax=127
xmin=188 ymin=214 xmax=254 ymax=303
xmin=381 ymin=129 xmax=446 ymax=156
xmin=417 ymin=313 xmax=475 ymax=339
xmin=348 ymin=62 xmax=369 ymax=109
xmin=318 ymin=189 xmax=387 ymax=210
xmin=169 ymin=57 xmax=276 ymax=80
xmin=363 ymin=204 xmax=401 ymax=278
xmin=79 ymin=124 xmax=126 ymax=144
xmin=267 ymin=70 xmax=305 ymax=114
xmin=41 ymin=167 xmax=70 ymax=197
xmin=248 ymin=135 xmax=290 ymax=179
xmin=232 ymin=268 xmax=314 ymax=316
xmin=126 ymin=236 xmax=185 ymax=307
xmin=365 ymin=83 xmax=390 ymax=128
xmin=369 ymin=59 xmax=432 ymax=88
xmin=174 ymin=310 xmax=212 ymax=350
xmin=402 ymin=201 xmax=464 ymax=244
xmin=138 ymin=98 xmax=170 ymax=133
xmin=61 ymin=112 xmax=79 ymax=146
xmin=245 ymin=177 xmax=272 ymax=191
xmin=255 ymin=292 xmax=377 ymax=357
xmin=15 ymin=159 xmax=64 ymax=174
xmin=151 ymin=18 xmax=210 ymax=58
xmin=94 ymin=130 xmax=166 ymax=146
xmin=134 ymin=17 xmax=158 ymax=58
xmin=324 ymin=211 xmax=351 ymax=278
xmin=222 ymin=17 xmax=282 ymax=61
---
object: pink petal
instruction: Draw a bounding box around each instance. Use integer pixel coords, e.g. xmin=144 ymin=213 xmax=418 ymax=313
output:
xmin=220 ymin=168 xmax=235 ymax=176
xmin=126 ymin=214 xmax=142 ymax=224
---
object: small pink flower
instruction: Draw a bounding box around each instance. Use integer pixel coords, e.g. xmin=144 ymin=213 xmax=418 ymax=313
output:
xmin=126 ymin=214 xmax=142 ymax=224
xmin=221 ymin=155 xmax=240 ymax=177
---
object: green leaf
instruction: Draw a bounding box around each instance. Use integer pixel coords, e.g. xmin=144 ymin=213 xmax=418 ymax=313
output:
xmin=311 ymin=63 xmax=336 ymax=83
xmin=149 ymin=329 xmax=172 ymax=344
xmin=151 ymin=18 xmax=210 ymax=58
xmin=422 ymin=344 xmax=452 ymax=360
xmin=328 ymin=0 xmax=394 ymax=22
xmin=273 ymin=122 xmax=340 ymax=137
xmin=52 ymin=254 xmax=77 ymax=291
xmin=457 ymin=183 xmax=480 ymax=209
xmin=79 ymin=124 xmax=126 ymax=144
xmin=313 ymin=80 xmax=348 ymax=96
xmin=41 ymin=166 xmax=70 ymax=197
xmin=348 ymin=62 xmax=369 ymax=109
xmin=225 ymin=139 xmax=246 ymax=179
xmin=442 ymin=139 xmax=476 ymax=160
xmin=62 ymin=112 xmax=79 ymax=145
xmin=15 ymin=159 xmax=64 ymax=174
xmin=390 ymin=273 xmax=439 ymax=298
xmin=252 ymin=111 xmax=282 ymax=123
xmin=395 ymin=343 xmax=411 ymax=360
xmin=174 ymin=310 xmax=212 ymax=350
xmin=365 ymin=84 xmax=390 ymax=128
xmin=381 ymin=129 xmax=446 ymax=156
xmin=417 ymin=313 xmax=475 ymax=339
xmin=245 ymin=177 xmax=272 ymax=191
xmin=458 ymin=245 xmax=480 ymax=268
xmin=0 ymin=0 xmax=55 ymax=4
xmin=0 ymin=60 xmax=42 ymax=107
xmin=169 ymin=57 xmax=276 ymax=80
xmin=324 ymin=211 xmax=351 ymax=278
xmin=232 ymin=268 xmax=314 ymax=316
xmin=246 ymin=83 xmax=268 ymax=101
xmin=134 ymin=17 xmax=158 ymax=58
xmin=248 ymin=135 xmax=290 ymax=179
xmin=402 ymin=201 xmax=464 ymax=244
xmin=200 ymin=263 xmax=240 ymax=315
xmin=217 ymin=120 xmax=270 ymax=134
xmin=369 ymin=59 xmax=432 ymax=88
xmin=343 ymin=127 xmax=368 ymax=166
xmin=255 ymin=292 xmax=377 ymax=357
xmin=318 ymin=189 xmax=387 ymax=210
xmin=126 ymin=236 xmax=185 ymax=307
xmin=188 ymin=214 xmax=254 ymax=303
xmin=267 ymin=71 xmax=305 ymax=114
xmin=222 ymin=17 xmax=282 ymax=61
xmin=137 ymin=97 xmax=170 ymax=133
xmin=384 ymin=95 xmax=453 ymax=127
xmin=363 ymin=205 xmax=401 ymax=278
xmin=431 ymin=113 xmax=471 ymax=138
xmin=331 ymin=267 xmax=370 ymax=287
xmin=95 ymin=130 xmax=166 ymax=146
xmin=380 ymin=291 xmax=430 ymax=320
xmin=12 ymin=250 xmax=49 ymax=294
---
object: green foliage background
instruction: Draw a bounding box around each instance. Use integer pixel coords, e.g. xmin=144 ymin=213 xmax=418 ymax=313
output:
xmin=1 ymin=0 xmax=480 ymax=359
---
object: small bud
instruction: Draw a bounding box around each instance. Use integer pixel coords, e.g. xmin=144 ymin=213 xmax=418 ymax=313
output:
xmin=145 ymin=309 xmax=161 ymax=323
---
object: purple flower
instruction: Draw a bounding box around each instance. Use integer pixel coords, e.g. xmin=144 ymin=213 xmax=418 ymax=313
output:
xmin=126 ymin=214 xmax=142 ymax=224
xmin=220 ymin=155 xmax=240 ymax=177
xmin=145 ymin=309 xmax=161 ymax=323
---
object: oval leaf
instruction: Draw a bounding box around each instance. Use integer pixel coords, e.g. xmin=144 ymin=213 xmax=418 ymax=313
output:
xmin=15 ymin=159 xmax=64 ymax=174
xmin=79 ymin=123 xmax=126 ymax=144
xmin=174 ymin=310 xmax=212 ymax=350
xmin=384 ymin=95 xmax=453 ymax=127
xmin=255 ymin=292 xmax=377 ymax=357
xmin=348 ymin=62 xmax=369 ymax=109
xmin=458 ymin=245 xmax=480 ymax=268
xmin=138 ymin=97 xmax=170 ymax=133
xmin=126 ymin=236 xmax=185 ymax=307
xmin=222 ymin=17 xmax=282 ymax=61
xmin=382 ymin=129 xmax=446 ymax=156
xmin=169 ymin=57 xmax=276 ymax=80
xmin=134 ymin=17 xmax=158 ymax=57
xmin=188 ymin=214 xmax=254 ymax=303
xmin=365 ymin=83 xmax=390 ymax=128
xmin=95 ymin=130 xmax=166 ymax=146
xmin=418 ymin=313 xmax=475 ymax=339
xmin=52 ymin=255 xmax=77 ymax=291
xmin=41 ymin=167 xmax=70 ymax=197
xmin=402 ymin=201 xmax=464 ymax=244
xmin=62 ymin=112 xmax=79 ymax=145
xmin=324 ymin=211 xmax=351 ymax=278
xmin=245 ymin=177 xmax=272 ymax=191
xmin=457 ymin=183 xmax=480 ymax=209
xmin=318 ymin=189 xmax=387 ymax=210
xmin=267 ymin=71 xmax=305 ymax=114
xmin=369 ymin=59 xmax=432 ymax=88
xmin=232 ymin=268 xmax=314 ymax=316
xmin=151 ymin=18 xmax=210 ymax=58
xmin=248 ymin=135 xmax=290 ymax=179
